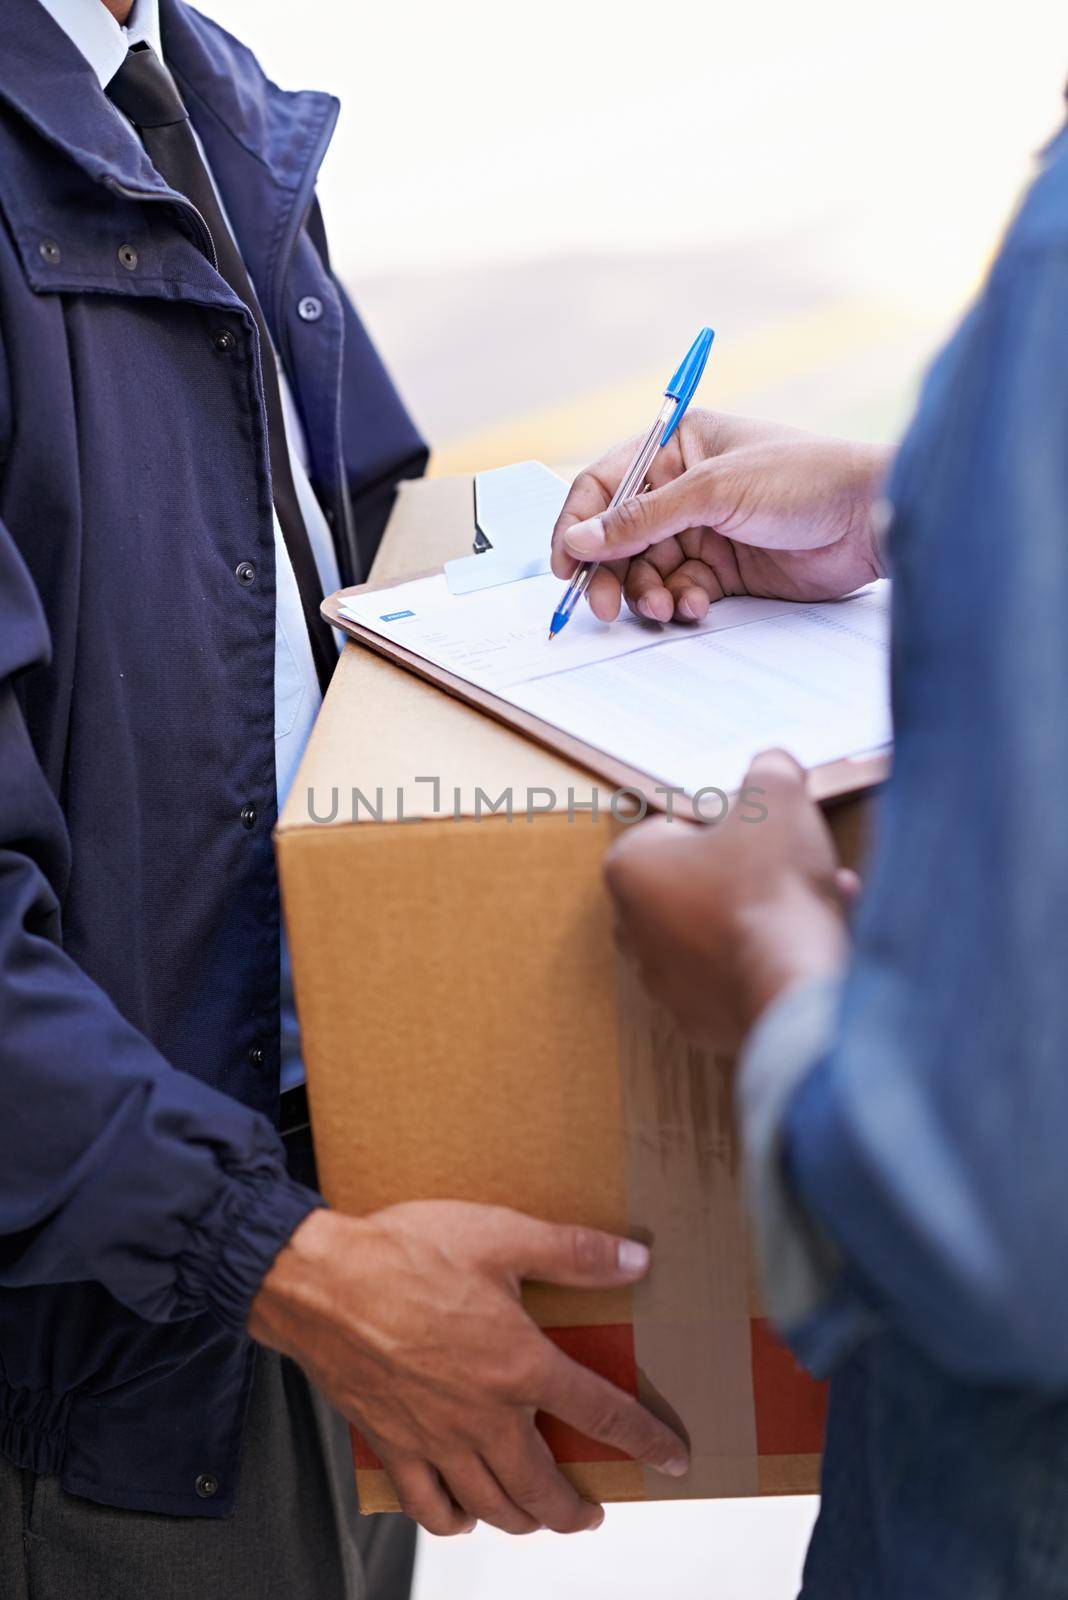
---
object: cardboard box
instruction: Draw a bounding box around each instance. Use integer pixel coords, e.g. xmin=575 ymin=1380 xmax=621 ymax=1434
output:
xmin=276 ymin=474 xmax=870 ymax=1511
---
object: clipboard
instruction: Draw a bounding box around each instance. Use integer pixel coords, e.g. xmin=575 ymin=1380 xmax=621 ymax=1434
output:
xmin=323 ymin=574 xmax=890 ymax=813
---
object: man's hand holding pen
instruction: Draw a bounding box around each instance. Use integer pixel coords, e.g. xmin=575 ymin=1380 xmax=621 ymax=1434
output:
xmin=552 ymin=410 xmax=890 ymax=626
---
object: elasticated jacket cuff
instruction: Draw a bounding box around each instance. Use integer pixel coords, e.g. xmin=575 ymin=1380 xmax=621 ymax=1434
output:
xmin=179 ymin=1162 xmax=325 ymax=1331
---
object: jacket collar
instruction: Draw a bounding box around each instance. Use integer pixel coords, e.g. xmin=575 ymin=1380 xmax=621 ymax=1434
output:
xmin=159 ymin=0 xmax=340 ymax=337
xmin=0 ymin=0 xmax=338 ymax=223
xmin=160 ymin=0 xmax=338 ymax=202
xmin=0 ymin=0 xmax=168 ymax=197
xmin=0 ymin=0 xmax=339 ymax=324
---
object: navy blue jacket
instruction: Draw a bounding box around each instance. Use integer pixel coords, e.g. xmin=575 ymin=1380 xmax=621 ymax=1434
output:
xmin=0 ymin=0 xmax=426 ymax=1516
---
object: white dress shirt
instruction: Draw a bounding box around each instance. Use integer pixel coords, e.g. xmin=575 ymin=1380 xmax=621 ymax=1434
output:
xmin=36 ymin=0 xmax=339 ymax=1089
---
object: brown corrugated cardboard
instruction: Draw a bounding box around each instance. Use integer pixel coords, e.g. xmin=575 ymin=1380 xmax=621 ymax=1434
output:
xmin=276 ymin=474 xmax=871 ymax=1511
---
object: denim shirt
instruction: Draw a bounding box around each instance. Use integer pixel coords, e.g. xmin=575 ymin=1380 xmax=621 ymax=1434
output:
xmin=740 ymin=118 xmax=1068 ymax=1597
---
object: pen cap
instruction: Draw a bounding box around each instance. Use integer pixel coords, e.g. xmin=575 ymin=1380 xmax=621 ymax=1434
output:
xmin=661 ymin=327 xmax=715 ymax=444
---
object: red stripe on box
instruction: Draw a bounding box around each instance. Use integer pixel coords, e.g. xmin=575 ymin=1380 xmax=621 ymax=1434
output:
xmin=351 ymin=1427 xmax=382 ymax=1471
xmin=350 ymin=1324 xmax=639 ymax=1474
xmin=537 ymin=1324 xmax=638 ymax=1464
xmin=750 ymin=1316 xmax=828 ymax=1455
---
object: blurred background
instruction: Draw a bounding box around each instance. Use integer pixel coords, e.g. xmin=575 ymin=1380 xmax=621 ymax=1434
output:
xmin=206 ymin=0 xmax=1064 ymax=484
xmin=204 ymin=1 xmax=1064 ymax=1592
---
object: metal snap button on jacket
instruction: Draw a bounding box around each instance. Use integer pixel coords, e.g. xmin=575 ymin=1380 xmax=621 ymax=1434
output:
xmin=194 ymin=1473 xmax=219 ymax=1499
xmin=297 ymin=295 xmax=322 ymax=322
xmin=248 ymin=1043 xmax=265 ymax=1069
xmin=38 ymin=238 xmax=61 ymax=265
xmin=239 ymin=803 xmax=257 ymax=830
xmin=213 ymin=329 xmax=236 ymax=353
xmin=117 ymin=243 xmax=138 ymax=271
xmin=235 ymin=561 xmax=255 ymax=586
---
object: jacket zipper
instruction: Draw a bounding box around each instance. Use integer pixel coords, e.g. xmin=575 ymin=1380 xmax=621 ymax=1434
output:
xmin=102 ymin=175 xmax=218 ymax=271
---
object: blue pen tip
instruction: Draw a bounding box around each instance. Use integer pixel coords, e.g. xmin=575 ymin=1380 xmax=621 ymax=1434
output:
xmin=548 ymin=610 xmax=568 ymax=639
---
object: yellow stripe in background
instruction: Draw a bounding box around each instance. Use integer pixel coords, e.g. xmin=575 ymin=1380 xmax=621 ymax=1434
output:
xmin=428 ymin=296 xmax=921 ymax=478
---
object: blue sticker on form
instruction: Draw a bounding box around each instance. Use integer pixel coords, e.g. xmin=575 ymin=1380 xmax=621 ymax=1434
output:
xmin=380 ymin=609 xmax=415 ymax=621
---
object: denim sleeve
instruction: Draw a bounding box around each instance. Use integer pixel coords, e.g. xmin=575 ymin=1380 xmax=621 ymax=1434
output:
xmin=737 ymin=978 xmax=882 ymax=1372
xmin=765 ymin=221 xmax=1068 ymax=1388
xmin=0 ymin=520 xmax=321 ymax=1329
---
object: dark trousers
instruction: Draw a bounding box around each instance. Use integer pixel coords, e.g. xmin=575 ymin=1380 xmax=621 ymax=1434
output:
xmin=0 ymin=1350 xmax=416 ymax=1600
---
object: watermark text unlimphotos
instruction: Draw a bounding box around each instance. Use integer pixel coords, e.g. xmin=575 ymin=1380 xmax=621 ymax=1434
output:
xmin=304 ymin=776 xmax=768 ymax=826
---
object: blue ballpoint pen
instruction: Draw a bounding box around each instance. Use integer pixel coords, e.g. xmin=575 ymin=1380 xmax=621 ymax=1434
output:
xmin=548 ymin=327 xmax=715 ymax=640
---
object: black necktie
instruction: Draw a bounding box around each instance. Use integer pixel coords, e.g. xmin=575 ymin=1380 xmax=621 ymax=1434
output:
xmin=106 ymin=43 xmax=336 ymax=697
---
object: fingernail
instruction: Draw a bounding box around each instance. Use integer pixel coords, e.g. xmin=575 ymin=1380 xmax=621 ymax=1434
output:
xmin=586 ymin=1510 xmax=606 ymax=1532
xmin=617 ymin=1239 xmax=650 ymax=1276
xmin=565 ymin=518 xmax=605 ymax=556
xmin=637 ymin=596 xmax=655 ymax=620
xmin=662 ymin=1456 xmax=690 ymax=1478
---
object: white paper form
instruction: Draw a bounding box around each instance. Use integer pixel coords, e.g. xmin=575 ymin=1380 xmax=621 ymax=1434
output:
xmin=338 ymin=573 xmax=891 ymax=795
xmin=511 ymin=587 xmax=891 ymax=795
xmin=342 ymin=572 xmax=797 ymax=688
